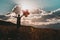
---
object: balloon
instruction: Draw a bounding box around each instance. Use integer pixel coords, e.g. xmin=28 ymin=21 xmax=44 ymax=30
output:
xmin=22 ymin=10 xmax=30 ymax=17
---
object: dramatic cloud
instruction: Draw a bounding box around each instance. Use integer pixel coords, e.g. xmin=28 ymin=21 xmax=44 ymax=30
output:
xmin=0 ymin=8 xmax=60 ymax=29
xmin=0 ymin=15 xmax=10 ymax=20
xmin=21 ymin=8 xmax=60 ymax=29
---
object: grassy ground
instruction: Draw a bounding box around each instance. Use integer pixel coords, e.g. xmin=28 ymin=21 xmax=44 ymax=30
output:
xmin=0 ymin=20 xmax=60 ymax=40
xmin=0 ymin=25 xmax=60 ymax=40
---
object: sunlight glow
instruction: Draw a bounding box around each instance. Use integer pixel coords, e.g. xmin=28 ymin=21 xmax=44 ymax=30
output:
xmin=21 ymin=3 xmax=36 ymax=10
xmin=12 ymin=0 xmax=39 ymax=11
xmin=18 ymin=1 xmax=38 ymax=11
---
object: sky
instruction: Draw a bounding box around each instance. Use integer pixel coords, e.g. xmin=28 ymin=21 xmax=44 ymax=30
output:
xmin=0 ymin=0 xmax=60 ymax=29
xmin=0 ymin=0 xmax=60 ymax=15
xmin=0 ymin=7 xmax=60 ymax=29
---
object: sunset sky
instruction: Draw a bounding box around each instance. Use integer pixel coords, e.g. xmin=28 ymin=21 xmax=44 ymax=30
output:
xmin=0 ymin=0 xmax=60 ymax=29
xmin=0 ymin=0 xmax=60 ymax=15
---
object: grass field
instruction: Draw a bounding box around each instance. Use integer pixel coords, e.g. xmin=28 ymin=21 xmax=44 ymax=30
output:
xmin=0 ymin=20 xmax=60 ymax=40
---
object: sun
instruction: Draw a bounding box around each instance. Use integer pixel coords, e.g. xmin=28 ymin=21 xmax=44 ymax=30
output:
xmin=20 ymin=3 xmax=36 ymax=11
xmin=21 ymin=4 xmax=32 ymax=10
xmin=17 ymin=1 xmax=38 ymax=11
xmin=22 ymin=5 xmax=31 ymax=10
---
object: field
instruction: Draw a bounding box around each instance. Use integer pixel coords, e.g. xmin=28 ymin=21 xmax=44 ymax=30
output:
xmin=0 ymin=20 xmax=60 ymax=40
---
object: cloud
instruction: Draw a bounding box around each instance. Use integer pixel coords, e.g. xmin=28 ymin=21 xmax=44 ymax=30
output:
xmin=0 ymin=8 xmax=60 ymax=29
xmin=0 ymin=15 xmax=10 ymax=20
xmin=23 ymin=8 xmax=60 ymax=29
